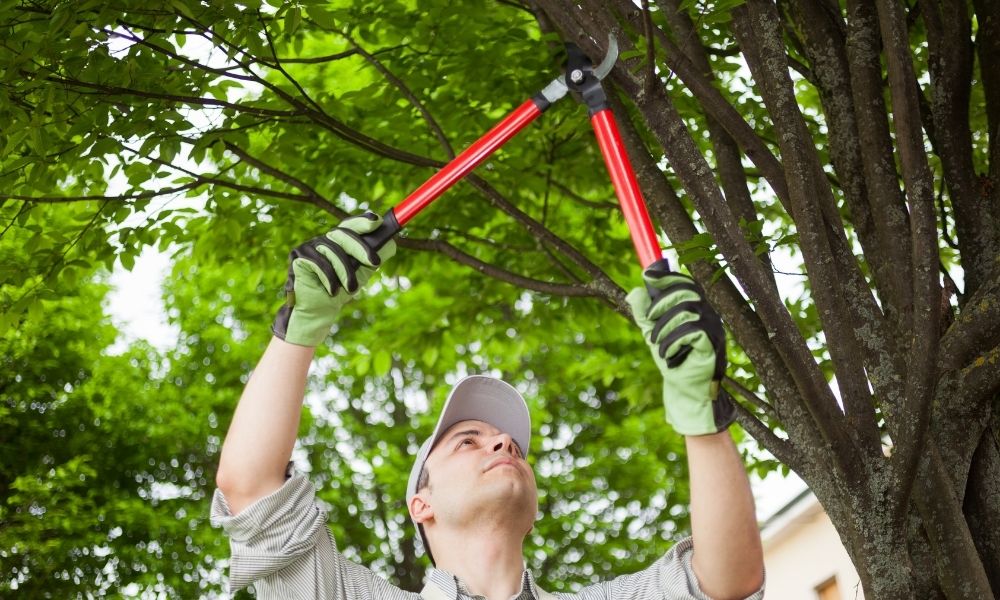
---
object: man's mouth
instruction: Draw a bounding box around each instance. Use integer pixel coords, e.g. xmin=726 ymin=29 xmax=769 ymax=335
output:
xmin=484 ymin=457 xmax=518 ymax=472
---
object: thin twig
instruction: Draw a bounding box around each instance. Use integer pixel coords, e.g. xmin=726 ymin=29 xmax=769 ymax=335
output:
xmin=257 ymin=13 xmax=331 ymax=117
xmin=222 ymin=142 xmax=332 ymax=205
xmin=0 ymin=182 xmax=200 ymax=203
xmin=6 ymin=201 xmax=110 ymax=310
xmin=398 ymin=237 xmax=599 ymax=299
xmin=266 ymin=45 xmax=405 ymax=64
xmin=345 ymin=32 xmax=454 ymax=159
xmin=0 ymin=201 xmax=32 ymax=241
xmin=730 ymin=400 xmax=800 ymax=469
xmin=724 ymin=375 xmax=780 ymax=421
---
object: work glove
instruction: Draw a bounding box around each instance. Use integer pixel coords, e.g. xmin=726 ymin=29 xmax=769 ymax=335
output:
xmin=626 ymin=259 xmax=736 ymax=436
xmin=272 ymin=212 xmax=397 ymax=347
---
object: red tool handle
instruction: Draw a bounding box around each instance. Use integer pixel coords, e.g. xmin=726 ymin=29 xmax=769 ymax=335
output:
xmin=590 ymin=109 xmax=662 ymax=268
xmin=359 ymin=99 xmax=547 ymax=252
xmin=392 ymin=99 xmax=544 ymax=226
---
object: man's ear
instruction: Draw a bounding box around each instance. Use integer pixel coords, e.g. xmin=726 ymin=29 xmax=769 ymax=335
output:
xmin=409 ymin=492 xmax=434 ymax=525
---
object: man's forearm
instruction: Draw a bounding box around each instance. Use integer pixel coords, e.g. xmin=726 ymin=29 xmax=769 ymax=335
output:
xmin=215 ymin=336 xmax=316 ymax=515
xmin=686 ymin=431 xmax=764 ymax=599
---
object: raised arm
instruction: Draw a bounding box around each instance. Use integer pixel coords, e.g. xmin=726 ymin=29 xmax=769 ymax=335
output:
xmin=215 ymin=213 xmax=396 ymax=515
xmin=215 ymin=338 xmax=315 ymax=514
xmin=686 ymin=431 xmax=764 ymax=598
xmin=627 ymin=260 xmax=764 ymax=599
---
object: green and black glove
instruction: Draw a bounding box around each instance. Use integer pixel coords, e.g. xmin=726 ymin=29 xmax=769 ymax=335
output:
xmin=272 ymin=213 xmax=397 ymax=347
xmin=626 ymin=259 xmax=736 ymax=436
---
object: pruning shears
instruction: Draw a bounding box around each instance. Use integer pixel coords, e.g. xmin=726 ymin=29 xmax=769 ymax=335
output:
xmin=361 ymin=35 xmax=664 ymax=270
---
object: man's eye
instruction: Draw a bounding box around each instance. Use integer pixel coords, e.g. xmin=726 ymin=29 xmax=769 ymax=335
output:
xmin=460 ymin=438 xmax=475 ymax=446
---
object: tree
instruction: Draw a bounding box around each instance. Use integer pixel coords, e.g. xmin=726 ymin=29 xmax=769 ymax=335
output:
xmin=0 ymin=204 xmax=232 ymax=597
xmin=1 ymin=0 xmax=997 ymax=598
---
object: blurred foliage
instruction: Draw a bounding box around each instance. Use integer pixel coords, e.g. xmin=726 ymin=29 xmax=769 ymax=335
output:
xmin=0 ymin=1 xmax=750 ymax=596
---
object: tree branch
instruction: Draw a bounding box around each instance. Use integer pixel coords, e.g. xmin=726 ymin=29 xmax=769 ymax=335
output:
xmin=640 ymin=0 xmax=792 ymax=209
xmin=45 ymin=74 xmax=297 ymax=118
xmin=548 ymin=180 xmax=618 ymax=210
xmin=0 ymin=201 xmax=32 ymax=242
xmin=257 ymin=13 xmax=335 ymax=120
xmin=603 ymin=85 xmax=831 ymax=462
xmin=780 ymin=0 xmax=886 ymax=454
xmin=261 ymin=44 xmax=406 ymax=65
xmin=166 ymin=14 xmax=441 ymax=169
xmin=724 ymin=375 xmax=779 ymax=423
xmin=0 ymin=183 xmax=200 ymax=204
xmin=939 ymin=267 xmax=1000 ymax=372
xmin=463 ymin=174 xmax=628 ymax=314
xmin=114 ymin=142 xmax=333 ymax=215
xmin=397 ymin=237 xmax=605 ymax=302
xmin=108 ymin=23 xmax=258 ymax=83
xmin=657 ymin=0 xmax=778 ymax=289
xmin=875 ymin=0 xmax=942 ymax=517
xmin=973 ymin=0 xmax=1000 ymax=250
xmin=221 ymin=141 xmax=333 ymax=207
xmin=921 ymin=0 xmax=993 ymax=298
xmin=730 ymin=399 xmax=801 ymax=472
xmin=344 ymin=32 xmax=455 ymax=159
xmin=732 ymin=1 xmax=886 ymax=480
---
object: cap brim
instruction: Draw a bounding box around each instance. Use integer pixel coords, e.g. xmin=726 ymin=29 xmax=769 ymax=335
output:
xmin=430 ymin=376 xmax=531 ymax=457
xmin=406 ymin=375 xmax=531 ymax=502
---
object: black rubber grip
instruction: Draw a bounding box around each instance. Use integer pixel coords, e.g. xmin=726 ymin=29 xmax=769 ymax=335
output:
xmin=644 ymin=257 xmax=673 ymax=304
xmin=363 ymin=209 xmax=401 ymax=251
xmin=341 ymin=209 xmax=401 ymax=276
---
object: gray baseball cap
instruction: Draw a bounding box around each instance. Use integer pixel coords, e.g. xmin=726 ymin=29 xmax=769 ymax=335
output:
xmin=405 ymin=375 xmax=531 ymax=562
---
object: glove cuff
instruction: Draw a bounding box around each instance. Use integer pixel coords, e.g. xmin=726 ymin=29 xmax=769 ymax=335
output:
xmin=664 ymin=382 xmax=738 ymax=436
xmin=711 ymin=388 xmax=738 ymax=433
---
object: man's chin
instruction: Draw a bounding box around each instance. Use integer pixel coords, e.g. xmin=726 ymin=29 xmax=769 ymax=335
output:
xmin=474 ymin=478 xmax=538 ymax=514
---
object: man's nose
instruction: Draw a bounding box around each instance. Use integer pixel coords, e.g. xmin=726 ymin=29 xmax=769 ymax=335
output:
xmin=490 ymin=432 xmax=519 ymax=457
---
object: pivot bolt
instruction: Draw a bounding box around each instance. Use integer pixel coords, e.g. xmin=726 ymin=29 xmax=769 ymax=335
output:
xmin=570 ymin=69 xmax=585 ymax=83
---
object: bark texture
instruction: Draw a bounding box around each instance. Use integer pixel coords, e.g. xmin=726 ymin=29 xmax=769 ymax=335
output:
xmin=526 ymin=0 xmax=1000 ymax=598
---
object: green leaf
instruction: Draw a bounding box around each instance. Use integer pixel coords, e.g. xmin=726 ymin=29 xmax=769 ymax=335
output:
xmin=307 ymin=7 xmax=337 ymax=29
xmin=285 ymin=6 xmax=302 ymax=37
xmin=373 ymin=349 xmax=392 ymax=376
xmin=422 ymin=345 xmax=438 ymax=367
xmin=119 ymin=251 xmax=136 ymax=271
xmin=69 ymin=22 xmax=90 ymax=39
xmin=619 ymin=49 xmax=646 ymax=60
xmin=168 ymin=0 xmax=195 ymax=20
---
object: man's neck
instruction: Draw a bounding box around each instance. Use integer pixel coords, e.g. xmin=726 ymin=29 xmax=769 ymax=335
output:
xmin=429 ymin=523 xmax=527 ymax=600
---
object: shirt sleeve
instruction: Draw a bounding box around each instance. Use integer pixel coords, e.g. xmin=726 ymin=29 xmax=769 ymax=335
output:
xmin=210 ymin=474 xmax=413 ymax=600
xmin=572 ymin=537 xmax=765 ymax=600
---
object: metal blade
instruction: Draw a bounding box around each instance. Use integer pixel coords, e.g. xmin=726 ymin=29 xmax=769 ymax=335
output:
xmin=594 ymin=34 xmax=618 ymax=81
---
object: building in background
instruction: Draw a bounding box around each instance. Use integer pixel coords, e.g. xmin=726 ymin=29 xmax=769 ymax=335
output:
xmin=761 ymin=489 xmax=864 ymax=600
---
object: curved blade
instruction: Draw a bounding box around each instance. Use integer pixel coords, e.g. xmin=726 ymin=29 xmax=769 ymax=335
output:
xmin=594 ymin=34 xmax=619 ymax=80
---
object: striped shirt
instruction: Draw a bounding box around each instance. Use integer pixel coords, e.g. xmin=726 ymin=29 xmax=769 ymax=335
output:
xmin=210 ymin=474 xmax=764 ymax=599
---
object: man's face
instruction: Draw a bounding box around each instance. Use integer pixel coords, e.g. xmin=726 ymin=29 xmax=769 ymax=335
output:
xmin=415 ymin=419 xmax=538 ymax=533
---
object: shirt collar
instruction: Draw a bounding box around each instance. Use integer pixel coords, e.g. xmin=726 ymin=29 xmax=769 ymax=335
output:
xmin=427 ymin=566 xmax=539 ymax=599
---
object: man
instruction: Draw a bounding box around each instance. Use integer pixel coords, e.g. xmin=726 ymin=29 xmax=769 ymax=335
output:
xmin=212 ymin=213 xmax=765 ymax=599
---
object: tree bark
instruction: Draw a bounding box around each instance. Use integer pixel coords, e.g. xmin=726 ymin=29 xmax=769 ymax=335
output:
xmin=911 ymin=446 xmax=994 ymax=599
xmin=963 ymin=405 xmax=1000 ymax=597
xmin=522 ymin=2 xmax=999 ymax=597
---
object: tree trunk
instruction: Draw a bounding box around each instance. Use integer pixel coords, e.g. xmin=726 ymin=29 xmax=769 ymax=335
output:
xmin=846 ymin=516 xmax=917 ymax=599
xmin=911 ymin=448 xmax=994 ymax=599
xmin=963 ymin=405 xmax=1000 ymax=597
